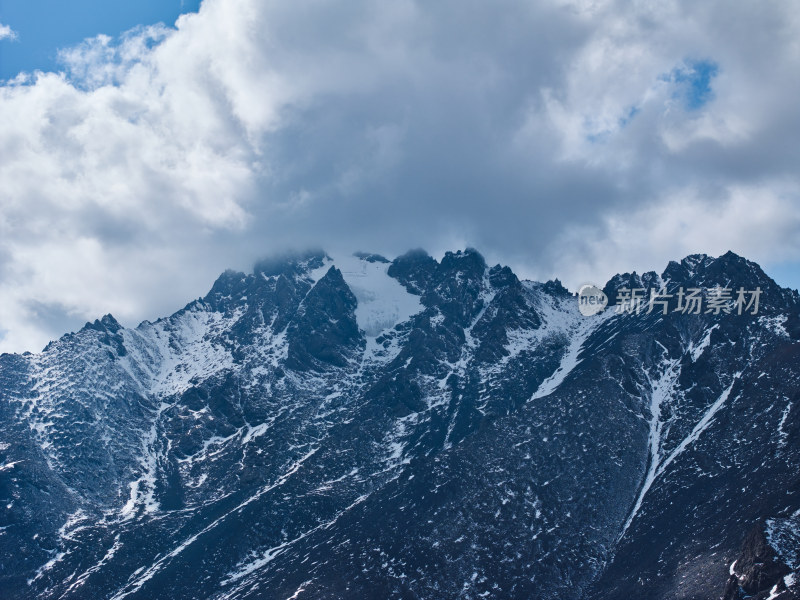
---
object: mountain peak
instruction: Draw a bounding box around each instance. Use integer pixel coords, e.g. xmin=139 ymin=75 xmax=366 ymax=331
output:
xmin=253 ymin=248 xmax=328 ymax=278
xmin=82 ymin=313 xmax=122 ymax=334
xmin=3 ymin=246 xmax=800 ymax=600
xmin=542 ymin=278 xmax=571 ymax=296
xmin=440 ymin=247 xmax=487 ymax=272
xmin=661 ymin=251 xmax=794 ymax=309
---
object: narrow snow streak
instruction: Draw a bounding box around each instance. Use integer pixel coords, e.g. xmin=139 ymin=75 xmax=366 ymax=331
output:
xmin=443 ymin=272 xmax=494 ymax=448
xmin=530 ymin=312 xmax=610 ymax=400
xmin=620 ymin=372 xmax=742 ymax=538
xmin=107 ymin=448 xmax=318 ymax=600
xmin=220 ymin=493 xmax=370 ymax=595
xmin=64 ymin=535 xmax=122 ymax=594
xmin=778 ymin=402 xmax=793 ymax=448
xmin=656 ymin=375 xmax=741 ymax=476
xmin=688 ymin=324 xmax=719 ymax=362
xmin=619 ymin=357 xmax=681 ymax=538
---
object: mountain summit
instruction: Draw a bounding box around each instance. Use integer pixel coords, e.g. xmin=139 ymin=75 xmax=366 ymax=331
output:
xmin=1 ymin=250 xmax=798 ymax=599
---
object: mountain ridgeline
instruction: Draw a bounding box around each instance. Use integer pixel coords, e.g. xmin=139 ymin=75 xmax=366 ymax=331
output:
xmin=1 ymin=249 xmax=799 ymax=599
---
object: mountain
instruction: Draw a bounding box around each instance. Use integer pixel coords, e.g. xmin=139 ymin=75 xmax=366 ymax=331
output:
xmin=1 ymin=249 xmax=799 ymax=600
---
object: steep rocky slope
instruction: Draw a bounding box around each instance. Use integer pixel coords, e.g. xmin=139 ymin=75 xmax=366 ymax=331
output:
xmin=1 ymin=249 xmax=798 ymax=599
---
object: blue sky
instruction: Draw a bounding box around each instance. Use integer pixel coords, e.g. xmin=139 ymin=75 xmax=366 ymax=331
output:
xmin=666 ymin=59 xmax=719 ymax=111
xmin=0 ymin=0 xmax=201 ymax=79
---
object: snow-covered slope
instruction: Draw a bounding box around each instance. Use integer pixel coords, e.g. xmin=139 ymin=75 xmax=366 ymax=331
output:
xmin=1 ymin=249 xmax=798 ymax=600
xmin=331 ymin=252 xmax=422 ymax=338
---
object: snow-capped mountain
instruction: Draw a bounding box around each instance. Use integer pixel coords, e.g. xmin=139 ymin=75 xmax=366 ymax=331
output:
xmin=1 ymin=249 xmax=798 ymax=600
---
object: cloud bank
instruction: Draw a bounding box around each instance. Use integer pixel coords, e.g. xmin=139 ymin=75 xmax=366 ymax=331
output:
xmin=1 ymin=0 xmax=799 ymax=352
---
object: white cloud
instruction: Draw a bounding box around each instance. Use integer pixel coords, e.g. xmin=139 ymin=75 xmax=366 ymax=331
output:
xmin=547 ymin=183 xmax=800 ymax=291
xmin=1 ymin=0 xmax=799 ymax=352
xmin=0 ymin=23 xmax=17 ymax=41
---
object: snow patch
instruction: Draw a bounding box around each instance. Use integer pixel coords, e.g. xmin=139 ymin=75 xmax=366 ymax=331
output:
xmin=530 ymin=301 xmax=612 ymax=400
xmin=759 ymin=315 xmax=790 ymax=338
xmin=688 ymin=324 xmax=718 ymax=362
xmin=766 ymin=514 xmax=800 ymax=570
xmin=331 ymin=254 xmax=422 ymax=338
xmin=128 ymin=306 xmax=240 ymax=398
xmin=778 ymin=402 xmax=793 ymax=448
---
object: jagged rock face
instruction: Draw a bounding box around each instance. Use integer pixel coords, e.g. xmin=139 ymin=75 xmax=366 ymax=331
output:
xmin=285 ymin=267 xmax=363 ymax=372
xmin=722 ymin=524 xmax=798 ymax=600
xmin=0 ymin=249 xmax=799 ymax=599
